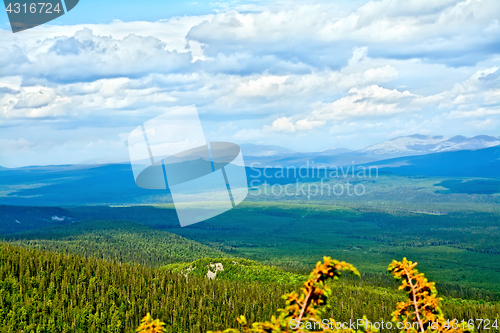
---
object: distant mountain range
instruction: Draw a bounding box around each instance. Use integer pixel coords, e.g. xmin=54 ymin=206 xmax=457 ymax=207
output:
xmin=242 ymin=134 xmax=500 ymax=167
xmin=361 ymin=145 xmax=500 ymax=178
xmin=1 ymin=143 xmax=498 ymax=206
xmin=1 ymin=135 xmax=498 ymax=171
xmin=359 ymin=134 xmax=500 ymax=158
xmin=319 ymin=148 xmax=353 ymax=155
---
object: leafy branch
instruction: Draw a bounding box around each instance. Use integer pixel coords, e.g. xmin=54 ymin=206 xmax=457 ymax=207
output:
xmin=388 ymin=258 xmax=471 ymax=333
xmin=136 ymin=313 xmax=166 ymax=333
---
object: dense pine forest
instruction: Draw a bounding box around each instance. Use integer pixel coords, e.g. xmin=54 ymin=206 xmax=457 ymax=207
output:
xmin=4 ymin=219 xmax=232 ymax=267
xmin=0 ymin=242 xmax=290 ymax=332
xmin=1 ymin=242 xmax=499 ymax=332
xmin=1 ymin=205 xmax=499 ymax=332
xmin=4 ymin=215 xmax=500 ymax=302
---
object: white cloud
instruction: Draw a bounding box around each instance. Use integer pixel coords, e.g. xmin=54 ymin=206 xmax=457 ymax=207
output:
xmin=295 ymin=118 xmax=326 ymax=131
xmin=264 ymin=116 xmax=325 ymax=133
xmin=267 ymin=117 xmax=296 ymax=133
xmin=423 ymin=67 xmax=500 ymax=116
xmin=187 ymin=0 xmax=499 ymax=66
xmin=14 ymin=87 xmax=56 ymax=109
xmin=214 ymin=60 xmax=399 ymax=106
xmin=310 ymin=85 xmax=416 ymax=121
xmin=1 ymin=0 xmax=499 ymax=166
xmin=1 ymin=28 xmax=193 ymax=82
xmin=1 ymin=84 xmax=71 ymax=119
xmin=235 ymin=75 xmax=289 ymax=97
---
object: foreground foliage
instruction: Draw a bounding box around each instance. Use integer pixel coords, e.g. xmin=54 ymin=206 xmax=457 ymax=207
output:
xmin=207 ymin=257 xmax=495 ymax=333
xmin=136 ymin=313 xmax=166 ymax=333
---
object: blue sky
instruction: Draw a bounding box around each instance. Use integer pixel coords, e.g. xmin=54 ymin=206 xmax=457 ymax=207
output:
xmin=1 ymin=0 xmax=499 ymax=167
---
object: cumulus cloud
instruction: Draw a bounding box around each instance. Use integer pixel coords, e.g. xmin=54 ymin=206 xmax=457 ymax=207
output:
xmin=267 ymin=117 xmax=296 ymax=133
xmin=419 ymin=67 xmax=500 ymax=120
xmin=0 ymin=0 xmax=499 ymax=166
xmin=310 ymin=85 xmax=416 ymax=121
xmin=295 ymin=118 xmax=326 ymax=131
xmin=235 ymin=75 xmax=289 ymax=98
xmin=265 ymin=116 xmax=325 ymax=133
xmin=1 ymin=82 xmax=71 ymax=118
xmin=1 ymin=28 xmax=193 ymax=82
xmin=14 ymin=87 xmax=56 ymax=109
xmin=187 ymin=0 xmax=500 ymax=66
xmin=274 ymin=66 xmax=499 ymax=133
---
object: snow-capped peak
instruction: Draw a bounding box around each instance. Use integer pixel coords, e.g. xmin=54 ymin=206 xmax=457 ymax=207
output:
xmin=359 ymin=134 xmax=500 ymax=157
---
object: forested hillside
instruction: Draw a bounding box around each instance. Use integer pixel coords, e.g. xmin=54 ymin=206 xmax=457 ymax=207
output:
xmin=1 ymin=243 xmax=499 ymax=332
xmin=161 ymin=258 xmax=305 ymax=285
xmin=3 ymin=220 xmax=232 ymax=267
xmin=0 ymin=242 xmax=290 ymax=332
xmin=2 ymin=208 xmax=499 ymax=303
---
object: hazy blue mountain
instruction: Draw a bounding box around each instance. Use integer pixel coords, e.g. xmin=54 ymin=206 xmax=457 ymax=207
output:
xmin=242 ymin=134 xmax=499 ymax=167
xmin=1 ymin=146 xmax=498 ymax=206
xmin=244 ymin=151 xmax=375 ymax=168
xmin=363 ymin=145 xmax=500 ymax=178
xmin=319 ymin=148 xmax=353 ymax=155
xmin=358 ymin=134 xmax=500 ymax=159
xmin=240 ymin=144 xmax=363 ymax=167
xmin=0 ymin=163 xmax=159 ymax=206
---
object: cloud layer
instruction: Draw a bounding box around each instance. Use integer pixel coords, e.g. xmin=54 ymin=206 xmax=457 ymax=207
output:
xmin=0 ymin=0 xmax=499 ymax=167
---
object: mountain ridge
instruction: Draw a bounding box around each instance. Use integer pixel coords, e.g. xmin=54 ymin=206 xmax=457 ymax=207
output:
xmin=358 ymin=134 xmax=500 ymax=158
xmin=2 ymin=134 xmax=498 ymax=169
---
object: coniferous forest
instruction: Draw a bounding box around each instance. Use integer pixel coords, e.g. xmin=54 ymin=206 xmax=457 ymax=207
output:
xmin=0 ymin=206 xmax=499 ymax=332
xmin=0 ymin=242 xmax=291 ymax=332
xmin=1 ymin=240 xmax=499 ymax=332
